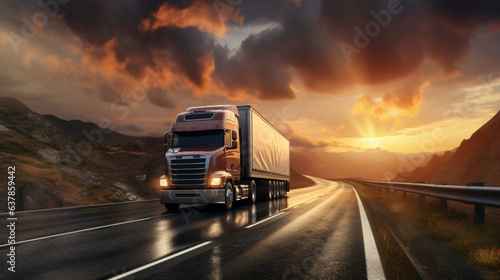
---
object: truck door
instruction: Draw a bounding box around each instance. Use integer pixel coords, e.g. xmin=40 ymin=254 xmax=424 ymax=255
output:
xmin=225 ymin=129 xmax=240 ymax=180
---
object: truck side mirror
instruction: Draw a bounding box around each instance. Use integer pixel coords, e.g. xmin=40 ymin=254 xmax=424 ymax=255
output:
xmin=231 ymin=130 xmax=237 ymax=140
xmin=164 ymin=132 xmax=173 ymax=151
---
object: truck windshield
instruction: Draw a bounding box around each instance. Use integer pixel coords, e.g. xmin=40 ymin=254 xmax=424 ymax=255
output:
xmin=173 ymin=130 xmax=224 ymax=148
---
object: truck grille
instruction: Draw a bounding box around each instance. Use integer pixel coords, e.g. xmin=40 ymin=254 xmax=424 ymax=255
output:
xmin=169 ymin=158 xmax=207 ymax=186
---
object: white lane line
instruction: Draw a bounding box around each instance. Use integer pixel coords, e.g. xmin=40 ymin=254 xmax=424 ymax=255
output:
xmin=245 ymin=212 xmax=285 ymax=229
xmin=304 ymin=197 xmax=319 ymax=204
xmin=293 ymin=205 xmax=300 ymax=209
xmin=108 ymin=241 xmax=213 ymax=280
xmin=0 ymin=215 xmax=171 ymax=248
xmin=350 ymin=184 xmax=386 ymax=280
xmin=0 ymin=199 xmax=160 ymax=216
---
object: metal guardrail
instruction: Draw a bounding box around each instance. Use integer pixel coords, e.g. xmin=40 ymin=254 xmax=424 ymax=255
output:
xmin=351 ymin=179 xmax=500 ymax=224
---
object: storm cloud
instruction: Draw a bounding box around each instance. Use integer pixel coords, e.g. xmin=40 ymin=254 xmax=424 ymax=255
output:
xmin=4 ymin=0 xmax=500 ymax=107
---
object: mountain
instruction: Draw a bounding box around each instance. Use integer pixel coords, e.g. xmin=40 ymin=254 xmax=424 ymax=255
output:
xmin=43 ymin=114 xmax=138 ymax=146
xmin=394 ymin=110 xmax=500 ymax=186
xmin=290 ymin=148 xmax=435 ymax=181
xmin=0 ymin=97 xmax=162 ymax=211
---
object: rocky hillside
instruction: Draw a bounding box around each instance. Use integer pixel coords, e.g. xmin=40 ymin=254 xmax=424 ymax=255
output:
xmin=0 ymin=97 xmax=161 ymax=211
xmin=394 ymin=110 xmax=500 ymax=186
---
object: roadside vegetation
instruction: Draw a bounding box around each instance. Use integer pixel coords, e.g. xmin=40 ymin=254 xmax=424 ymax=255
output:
xmin=347 ymin=181 xmax=500 ymax=278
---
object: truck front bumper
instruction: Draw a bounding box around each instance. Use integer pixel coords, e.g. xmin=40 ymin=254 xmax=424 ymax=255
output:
xmin=160 ymin=189 xmax=226 ymax=205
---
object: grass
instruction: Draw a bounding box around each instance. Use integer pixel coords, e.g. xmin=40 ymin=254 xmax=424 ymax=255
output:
xmin=0 ymin=141 xmax=38 ymax=157
xmin=371 ymin=214 xmax=421 ymax=279
xmin=0 ymin=110 xmax=14 ymax=120
xmin=92 ymin=184 xmax=105 ymax=190
xmin=8 ymin=155 xmax=34 ymax=165
xmin=471 ymin=248 xmax=500 ymax=269
xmin=21 ymin=126 xmax=35 ymax=132
xmin=347 ymin=181 xmax=500 ymax=273
xmin=107 ymin=196 xmax=123 ymax=203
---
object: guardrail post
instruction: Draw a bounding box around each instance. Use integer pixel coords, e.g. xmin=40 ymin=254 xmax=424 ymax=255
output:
xmin=467 ymin=182 xmax=485 ymax=224
xmin=420 ymin=194 xmax=425 ymax=204
xmin=440 ymin=198 xmax=447 ymax=212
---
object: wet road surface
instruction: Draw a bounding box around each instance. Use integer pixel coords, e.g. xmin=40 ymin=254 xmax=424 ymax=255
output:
xmin=0 ymin=177 xmax=384 ymax=280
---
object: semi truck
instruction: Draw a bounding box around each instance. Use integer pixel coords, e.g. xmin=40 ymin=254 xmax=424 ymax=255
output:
xmin=159 ymin=105 xmax=290 ymax=210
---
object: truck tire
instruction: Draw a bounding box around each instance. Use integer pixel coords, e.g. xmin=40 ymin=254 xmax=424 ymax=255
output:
xmin=224 ymin=181 xmax=234 ymax=210
xmin=268 ymin=181 xmax=273 ymax=201
xmin=164 ymin=204 xmax=180 ymax=211
xmin=249 ymin=180 xmax=257 ymax=204
xmin=278 ymin=182 xmax=283 ymax=198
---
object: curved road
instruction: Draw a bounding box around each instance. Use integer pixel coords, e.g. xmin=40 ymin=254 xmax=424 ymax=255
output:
xmin=0 ymin=176 xmax=385 ymax=280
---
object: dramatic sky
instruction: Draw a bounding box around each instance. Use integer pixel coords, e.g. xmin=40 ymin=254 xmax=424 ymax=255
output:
xmin=1 ymin=0 xmax=500 ymax=154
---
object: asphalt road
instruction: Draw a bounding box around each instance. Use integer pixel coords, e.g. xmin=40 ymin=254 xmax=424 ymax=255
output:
xmin=0 ymin=177 xmax=385 ymax=280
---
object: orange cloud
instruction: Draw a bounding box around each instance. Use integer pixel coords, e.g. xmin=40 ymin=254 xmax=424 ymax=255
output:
xmin=280 ymin=123 xmax=353 ymax=148
xmin=81 ymin=38 xmax=128 ymax=80
xmin=352 ymin=79 xmax=430 ymax=122
xmin=139 ymin=1 xmax=243 ymax=37
xmin=22 ymin=53 xmax=35 ymax=69
xmin=42 ymin=54 xmax=75 ymax=72
xmin=335 ymin=124 xmax=346 ymax=133
xmin=0 ymin=32 xmax=9 ymax=45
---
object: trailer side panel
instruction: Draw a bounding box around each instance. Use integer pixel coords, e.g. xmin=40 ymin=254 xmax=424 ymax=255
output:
xmin=237 ymin=106 xmax=290 ymax=181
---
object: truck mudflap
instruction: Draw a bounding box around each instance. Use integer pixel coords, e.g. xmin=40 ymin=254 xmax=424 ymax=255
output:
xmin=160 ymin=189 xmax=226 ymax=205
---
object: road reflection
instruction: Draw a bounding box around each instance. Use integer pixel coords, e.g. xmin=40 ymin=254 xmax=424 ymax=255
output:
xmin=151 ymin=218 xmax=174 ymax=259
xmin=154 ymin=198 xmax=289 ymax=252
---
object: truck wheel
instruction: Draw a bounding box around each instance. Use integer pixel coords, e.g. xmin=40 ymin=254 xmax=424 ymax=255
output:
xmin=224 ymin=181 xmax=234 ymax=210
xmin=278 ymin=182 xmax=283 ymax=198
xmin=164 ymin=204 xmax=180 ymax=211
xmin=249 ymin=180 xmax=257 ymax=204
xmin=268 ymin=181 xmax=273 ymax=201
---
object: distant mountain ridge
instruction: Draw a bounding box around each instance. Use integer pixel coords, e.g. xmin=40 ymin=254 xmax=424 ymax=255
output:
xmin=290 ymin=148 xmax=436 ymax=181
xmin=394 ymin=110 xmax=500 ymax=186
xmin=43 ymin=114 xmax=139 ymax=146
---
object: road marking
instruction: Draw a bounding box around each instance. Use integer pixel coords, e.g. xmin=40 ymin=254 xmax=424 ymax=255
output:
xmin=0 ymin=215 xmax=171 ymax=248
xmin=349 ymin=184 xmax=386 ymax=280
xmin=304 ymin=197 xmax=319 ymax=204
xmin=108 ymin=241 xmax=213 ymax=280
xmin=293 ymin=205 xmax=300 ymax=209
xmin=245 ymin=212 xmax=285 ymax=229
xmin=0 ymin=199 xmax=160 ymax=216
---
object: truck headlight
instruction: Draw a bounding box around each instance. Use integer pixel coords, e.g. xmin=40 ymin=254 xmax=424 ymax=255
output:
xmin=210 ymin=177 xmax=222 ymax=186
xmin=160 ymin=178 xmax=169 ymax=187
